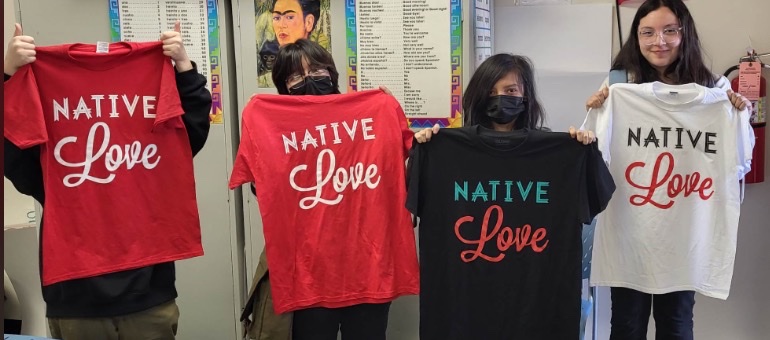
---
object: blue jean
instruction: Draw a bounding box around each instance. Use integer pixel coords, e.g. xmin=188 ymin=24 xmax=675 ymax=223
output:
xmin=610 ymin=287 xmax=695 ymax=340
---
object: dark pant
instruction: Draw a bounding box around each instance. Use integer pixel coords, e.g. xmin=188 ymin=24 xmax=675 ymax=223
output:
xmin=291 ymin=302 xmax=391 ymax=340
xmin=610 ymin=287 xmax=695 ymax=340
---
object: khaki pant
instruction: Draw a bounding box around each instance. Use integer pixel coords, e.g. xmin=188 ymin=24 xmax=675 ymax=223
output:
xmin=48 ymin=300 xmax=179 ymax=340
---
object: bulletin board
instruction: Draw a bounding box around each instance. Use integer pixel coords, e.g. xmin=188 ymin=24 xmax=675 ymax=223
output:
xmin=108 ymin=0 xmax=224 ymax=124
xmin=345 ymin=0 xmax=463 ymax=128
xmin=472 ymin=0 xmax=493 ymax=69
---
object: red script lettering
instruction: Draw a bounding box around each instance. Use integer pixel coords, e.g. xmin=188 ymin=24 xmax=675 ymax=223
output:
xmin=454 ymin=205 xmax=549 ymax=263
xmin=625 ymin=152 xmax=714 ymax=209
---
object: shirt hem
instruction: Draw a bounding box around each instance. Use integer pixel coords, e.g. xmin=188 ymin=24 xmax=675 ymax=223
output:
xmin=275 ymin=288 xmax=420 ymax=314
xmin=589 ymin=280 xmax=729 ymax=300
xmin=43 ymin=249 xmax=204 ymax=286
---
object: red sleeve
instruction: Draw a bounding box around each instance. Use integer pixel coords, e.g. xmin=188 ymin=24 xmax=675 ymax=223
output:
xmin=3 ymin=65 xmax=48 ymax=148
xmin=229 ymin=120 xmax=257 ymax=189
xmin=153 ymin=56 xmax=185 ymax=129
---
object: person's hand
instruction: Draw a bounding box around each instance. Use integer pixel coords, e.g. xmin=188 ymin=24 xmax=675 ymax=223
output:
xmin=569 ymin=126 xmax=595 ymax=145
xmin=727 ymin=90 xmax=752 ymax=111
xmin=415 ymin=124 xmax=440 ymax=143
xmin=160 ymin=21 xmax=193 ymax=72
xmin=4 ymin=24 xmax=36 ymax=76
xmin=585 ymin=86 xmax=609 ymax=111
xmin=379 ymin=85 xmax=393 ymax=96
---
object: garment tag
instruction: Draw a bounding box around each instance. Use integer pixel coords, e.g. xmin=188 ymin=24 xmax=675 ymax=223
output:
xmin=494 ymin=138 xmax=512 ymax=146
xmin=96 ymin=41 xmax=110 ymax=54
xmin=738 ymin=61 xmax=761 ymax=101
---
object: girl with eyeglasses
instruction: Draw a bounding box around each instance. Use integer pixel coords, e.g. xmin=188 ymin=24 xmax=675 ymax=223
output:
xmin=585 ymin=0 xmax=749 ymax=111
xmin=583 ymin=1 xmax=750 ymax=339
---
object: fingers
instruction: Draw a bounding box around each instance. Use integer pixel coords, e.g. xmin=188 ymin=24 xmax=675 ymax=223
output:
xmin=736 ymin=96 xmax=746 ymax=110
xmin=741 ymin=97 xmax=753 ymax=111
xmin=378 ymin=85 xmax=392 ymax=96
xmin=729 ymin=91 xmax=748 ymax=110
xmin=414 ymin=128 xmax=434 ymax=143
xmin=431 ymin=123 xmax=440 ymax=134
xmin=586 ymin=130 xmax=596 ymax=145
xmin=14 ymin=23 xmax=22 ymax=37
xmin=160 ymin=31 xmax=179 ymax=41
xmin=174 ymin=21 xmax=181 ymax=33
xmin=585 ymin=86 xmax=609 ymax=110
xmin=570 ymin=127 xmax=596 ymax=145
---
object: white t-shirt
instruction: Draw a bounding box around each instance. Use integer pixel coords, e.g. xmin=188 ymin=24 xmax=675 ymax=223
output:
xmin=597 ymin=74 xmax=731 ymax=91
xmin=582 ymin=81 xmax=754 ymax=299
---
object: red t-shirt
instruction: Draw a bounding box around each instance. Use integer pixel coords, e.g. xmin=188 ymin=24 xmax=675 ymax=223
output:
xmin=4 ymin=41 xmax=203 ymax=286
xmin=230 ymin=90 xmax=420 ymax=313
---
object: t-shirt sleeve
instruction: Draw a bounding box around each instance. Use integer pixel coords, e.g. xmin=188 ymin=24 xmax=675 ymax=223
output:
xmin=735 ymin=106 xmax=755 ymax=180
xmin=578 ymin=142 xmax=616 ymax=224
xmin=405 ymin=141 xmax=423 ymax=219
xmin=3 ymin=65 xmax=48 ymax=149
xmin=154 ymin=55 xmax=186 ymax=130
xmin=580 ymin=92 xmax=613 ymax=165
xmin=599 ymin=75 xmax=610 ymax=90
xmin=715 ymin=75 xmax=732 ymax=92
xmin=229 ymin=120 xmax=257 ymax=189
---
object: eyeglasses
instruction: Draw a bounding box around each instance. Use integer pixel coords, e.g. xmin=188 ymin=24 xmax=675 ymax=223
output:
xmin=638 ymin=27 xmax=682 ymax=45
xmin=286 ymin=68 xmax=331 ymax=89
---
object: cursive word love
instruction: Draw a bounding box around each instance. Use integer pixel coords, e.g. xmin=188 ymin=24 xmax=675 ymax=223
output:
xmin=289 ymin=148 xmax=380 ymax=209
xmin=625 ymin=152 xmax=714 ymax=209
xmin=55 ymin=122 xmax=160 ymax=187
xmin=454 ymin=205 xmax=549 ymax=263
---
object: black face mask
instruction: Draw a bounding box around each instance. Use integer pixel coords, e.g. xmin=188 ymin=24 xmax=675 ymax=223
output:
xmin=485 ymin=95 xmax=526 ymax=125
xmin=288 ymin=76 xmax=335 ymax=96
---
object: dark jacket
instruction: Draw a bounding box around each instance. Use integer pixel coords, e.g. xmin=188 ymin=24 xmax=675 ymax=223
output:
xmin=3 ymin=63 xmax=212 ymax=318
xmin=241 ymin=249 xmax=292 ymax=340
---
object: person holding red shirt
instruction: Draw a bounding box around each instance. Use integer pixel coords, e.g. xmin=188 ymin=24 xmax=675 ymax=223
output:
xmin=3 ymin=22 xmax=211 ymax=340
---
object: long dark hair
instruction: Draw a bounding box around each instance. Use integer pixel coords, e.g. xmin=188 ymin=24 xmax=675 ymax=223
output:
xmin=612 ymin=0 xmax=716 ymax=87
xmin=271 ymin=39 xmax=340 ymax=95
xmin=463 ymin=54 xmax=546 ymax=129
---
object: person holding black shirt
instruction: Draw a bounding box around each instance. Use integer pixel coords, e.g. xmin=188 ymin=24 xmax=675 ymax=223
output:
xmin=408 ymin=54 xmax=614 ymax=339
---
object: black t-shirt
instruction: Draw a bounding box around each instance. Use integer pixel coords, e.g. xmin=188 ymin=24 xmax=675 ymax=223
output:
xmin=407 ymin=126 xmax=615 ymax=340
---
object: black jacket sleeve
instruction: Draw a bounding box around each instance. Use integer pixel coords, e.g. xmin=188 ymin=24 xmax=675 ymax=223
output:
xmin=4 ymin=73 xmax=45 ymax=203
xmin=176 ymin=62 xmax=212 ymax=157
